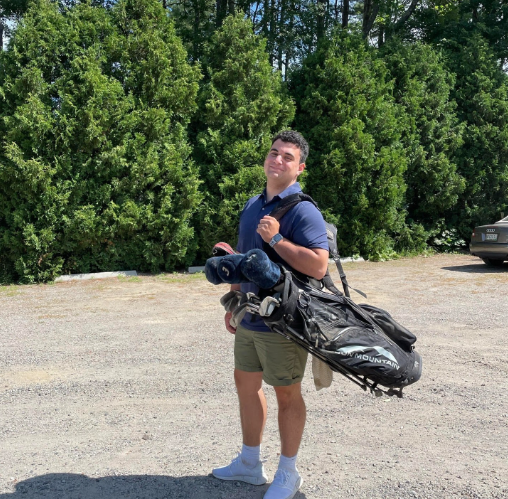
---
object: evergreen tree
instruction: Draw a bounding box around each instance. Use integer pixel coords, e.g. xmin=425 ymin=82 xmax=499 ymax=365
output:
xmin=445 ymin=33 xmax=508 ymax=237
xmin=192 ymin=14 xmax=294 ymax=258
xmin=0 ymin=0 xmax=202 ymax=283
xmin=410 ymin=1 xmax=508 ymax=67
xmin=382 ymin=40 xmax=464 ymax=248
xmin=291 ymin=30 xmax=407 ymax=259
xmin=166 ymin=0 xmax=216 ymax=62
xmin=167 ymin=1 xmax=360 ymax=72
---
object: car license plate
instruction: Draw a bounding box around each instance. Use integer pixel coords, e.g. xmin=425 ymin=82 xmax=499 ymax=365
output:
xmin=486 ymin=233 xmax=498 ymax=241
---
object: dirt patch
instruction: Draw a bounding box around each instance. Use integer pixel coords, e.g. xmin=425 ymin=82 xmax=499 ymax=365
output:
xmin=1 ymin=254 xmax=507 ymax=498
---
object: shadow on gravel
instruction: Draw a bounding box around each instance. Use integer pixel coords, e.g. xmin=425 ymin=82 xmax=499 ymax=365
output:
xmin=0 ymin=473 xmax=308 ymax=499
xmin=442 ymin=263 xmax=507 ymax=273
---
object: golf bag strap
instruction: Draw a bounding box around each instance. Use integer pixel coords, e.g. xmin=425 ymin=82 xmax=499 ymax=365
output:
xmin=324 ymin=221 xmax=350 ymax=297
xmin=263 ymin=193 xmax=317 ymax=284
xmin=267 ymin=193 xmax=365 ymax=298
xmin=269 ymin=193 xmax=319 ymax=221
xmin=329 ymin=253 xmax=366 ymax=298
xmin=330 ymin=254 xmax=350 ymax=297
xmin=321 ymin=270 xmax=344 ymax=297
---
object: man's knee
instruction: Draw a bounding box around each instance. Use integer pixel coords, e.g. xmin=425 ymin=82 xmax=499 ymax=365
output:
xmin=274 ymin=383 xmax=304 ymax=408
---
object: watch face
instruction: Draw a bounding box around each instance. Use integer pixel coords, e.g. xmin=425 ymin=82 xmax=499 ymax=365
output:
xmin=270 ymin=234 xmax=283 ymax=247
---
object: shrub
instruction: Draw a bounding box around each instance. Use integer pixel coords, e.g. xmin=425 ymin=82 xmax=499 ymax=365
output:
xmin=0 ymin=0 xmax=202 ymax=282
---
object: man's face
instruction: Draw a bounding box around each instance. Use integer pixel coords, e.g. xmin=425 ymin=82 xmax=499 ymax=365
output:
xmin=263 ymin=139 xmax=305 ymax=186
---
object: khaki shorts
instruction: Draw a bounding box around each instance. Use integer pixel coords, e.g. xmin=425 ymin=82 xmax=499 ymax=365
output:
xmin=234 ymin=323 xmax=308 ymax=386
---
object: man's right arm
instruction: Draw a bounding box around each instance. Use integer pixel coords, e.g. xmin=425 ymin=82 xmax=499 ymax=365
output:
xmin=225 ymin=284 xmax=241 ymax=334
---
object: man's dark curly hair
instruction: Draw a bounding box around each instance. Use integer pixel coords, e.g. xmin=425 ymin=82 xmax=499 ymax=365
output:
xmin=271 ymin=130 xmax=309 ymax=164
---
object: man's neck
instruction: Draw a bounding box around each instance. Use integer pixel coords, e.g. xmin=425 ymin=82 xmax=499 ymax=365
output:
xmin=266 ymin=180 xmax=297 ymax=203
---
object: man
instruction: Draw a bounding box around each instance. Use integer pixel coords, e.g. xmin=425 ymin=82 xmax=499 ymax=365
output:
xmin=212 ymin=130 xmax=329 ymax=499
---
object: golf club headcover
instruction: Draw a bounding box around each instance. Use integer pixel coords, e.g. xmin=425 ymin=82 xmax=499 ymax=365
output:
xmin=240 ymin=249 xmax=281 ymax=289
xmin=205 ymin=256 xmax=224 ymax=285
xmin=217 ymin=254 xmax=249 ymax=284
xmin=212 ymin=242 xmax=237 ymax=257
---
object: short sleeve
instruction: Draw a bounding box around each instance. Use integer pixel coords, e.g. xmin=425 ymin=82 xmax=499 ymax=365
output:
xmin=287 ymin=202 xmax=329 ymax=251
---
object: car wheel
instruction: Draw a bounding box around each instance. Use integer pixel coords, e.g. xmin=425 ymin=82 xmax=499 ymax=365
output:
xmin=481 ymin=258 xmax=505 ymax=267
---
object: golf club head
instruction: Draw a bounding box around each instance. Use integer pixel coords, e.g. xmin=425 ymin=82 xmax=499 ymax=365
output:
xmin=217 ymin=254 xmax=249 ymax=284
xmin=212 ymin=242 xmax=237 ymax=257
xmin=240 ymin=249 xmax=281 ymax=289
xmin=204 ymin=256 xmax=224 ymax=285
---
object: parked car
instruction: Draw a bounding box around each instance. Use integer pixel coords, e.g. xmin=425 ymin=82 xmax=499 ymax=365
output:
xmin=470 ymin=215 xmax=508 ymax=266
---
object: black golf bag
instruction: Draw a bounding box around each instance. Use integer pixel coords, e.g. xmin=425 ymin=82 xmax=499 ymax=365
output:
xmin=213 ymin=193 xmax=422 ymax=395
xmin=259 ymin=268 xmax=421 ymax=394
xmin=220 ymin=265 xmax=422 ymax=396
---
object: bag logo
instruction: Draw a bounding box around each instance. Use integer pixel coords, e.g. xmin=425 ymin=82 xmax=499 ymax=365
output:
xmin=336 ymin=345 xmax=400 ymax=369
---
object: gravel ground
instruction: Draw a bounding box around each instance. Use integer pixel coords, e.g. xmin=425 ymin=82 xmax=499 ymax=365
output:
xmin=0 ymin=253 xmax=507 ymax=499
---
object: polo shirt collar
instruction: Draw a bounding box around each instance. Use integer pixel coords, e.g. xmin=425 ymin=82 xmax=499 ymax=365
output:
xmin=261 ymin=182 xmax=302 ymax=205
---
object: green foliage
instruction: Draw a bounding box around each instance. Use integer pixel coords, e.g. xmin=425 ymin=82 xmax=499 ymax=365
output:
xmin=0 ymin=0 xmax=202 ymax=283
xmin=167 ymin=0 xmax=216 ymax=62
xmin=291 ymin=30 xmax=407 ymax=260
xmin=444 ymin=33 xmax=508 ymax=238
xmin=382 ymin=40 xmax=465 ymax=234
xmin=192 ymin=14 xmax=294 ymax=259
xmin=429 ymin=228 xmax=466 ymax=253
xmin=411 ymin=1 xmax=508 ymax=66
xmin=393 ymin=222 xmax=430 ymax=255
xmin=3 ymin=0 xmax=508 ymax=276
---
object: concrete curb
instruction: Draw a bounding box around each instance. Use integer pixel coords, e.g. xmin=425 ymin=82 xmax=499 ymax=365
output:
xmin=188 ymin=266 xmax=206 ymax=274
xmin=55 ymin=270 xmax=138 ymax=282
xmin=335 ymin=256 xmax=365 ymax=263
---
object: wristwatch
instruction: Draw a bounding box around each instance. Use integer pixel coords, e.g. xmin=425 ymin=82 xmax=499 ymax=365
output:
xmin=269 ymin=233 xmax=283 ymax=248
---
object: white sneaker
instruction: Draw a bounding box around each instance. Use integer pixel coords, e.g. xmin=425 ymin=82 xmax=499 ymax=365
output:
xmin=263 ymin=468 xmax=303 ymax=499
xmin=212 ymin=453 xmax=267 ymax=485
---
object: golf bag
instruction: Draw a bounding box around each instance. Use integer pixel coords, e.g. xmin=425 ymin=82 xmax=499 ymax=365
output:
xmin=210 ymin=194 xmax=422 ymax=395
xmin=261 ymin=269 xmax=420 ymax=394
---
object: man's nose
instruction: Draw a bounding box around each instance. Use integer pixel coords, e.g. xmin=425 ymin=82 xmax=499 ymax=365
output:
xmin=274 ymin=154 xmax=283 ymax=164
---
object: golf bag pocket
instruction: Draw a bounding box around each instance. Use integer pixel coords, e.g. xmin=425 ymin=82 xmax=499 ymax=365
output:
xmin=321 ymin=326 xmax=418 ymax=388
xmin=358 ymin=303 xmax=417 ymax=351
xmin=278 ymin=282 xmax=422 ymax=389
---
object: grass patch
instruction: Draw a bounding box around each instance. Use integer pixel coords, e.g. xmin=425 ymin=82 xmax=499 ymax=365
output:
xmin=156 ymin=271 xmax=207 ymax=284
xmin=0 ymin=285 xmax=19 ymax=297
xmin=117 ymin=275 xmax=142 ymax=283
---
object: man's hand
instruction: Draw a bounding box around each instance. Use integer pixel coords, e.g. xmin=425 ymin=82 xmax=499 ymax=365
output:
xmin=257 ymin=216 xmax=280 ymax=243
xmin=225 ymin=312 xmax=236 ymax=334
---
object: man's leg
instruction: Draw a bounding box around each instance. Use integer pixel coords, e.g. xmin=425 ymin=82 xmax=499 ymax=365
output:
xmin=273 ymin=382 xmax=306 ymax=457
xmin=257 ymin=331 xmax=307 ymax=499
xmin=212 ymin=328 xmax=268 ymax=485
xmin=260 ymin=383 xmax=306 ymax=499
xmin=234 ymin=368 xmax=267 ymax=446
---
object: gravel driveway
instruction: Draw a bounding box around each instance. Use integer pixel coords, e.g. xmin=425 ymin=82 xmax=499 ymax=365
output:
xmin=1 ymin=254 xmax=507 ymax=499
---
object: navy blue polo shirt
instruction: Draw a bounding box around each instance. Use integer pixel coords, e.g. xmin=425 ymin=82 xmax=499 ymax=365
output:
xmin=236 ymin=182 xmax=328 ymax=332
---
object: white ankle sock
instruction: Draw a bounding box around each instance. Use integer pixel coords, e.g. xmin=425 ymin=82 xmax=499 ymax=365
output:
xmin=278 ymin=453 xmax=297 ymax=472
xmin=241 ymin=444 xmax=260 ymax=467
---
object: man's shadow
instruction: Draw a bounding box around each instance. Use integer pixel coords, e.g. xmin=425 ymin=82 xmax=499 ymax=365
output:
xmin=0 ymin=473 xmax=308 ymax=499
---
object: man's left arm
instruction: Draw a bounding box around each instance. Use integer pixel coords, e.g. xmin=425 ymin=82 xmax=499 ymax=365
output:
xmin=256 ymin=215 xmax=329 ymax=280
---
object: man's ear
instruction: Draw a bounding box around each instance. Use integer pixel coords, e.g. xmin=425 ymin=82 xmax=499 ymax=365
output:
xmin=297 ymin=163 xmax=306 ymax=175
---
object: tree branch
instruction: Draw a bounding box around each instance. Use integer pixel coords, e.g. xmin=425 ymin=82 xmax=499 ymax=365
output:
xmin=393 ymin=0 xmax=420 ymax=31
xmin=362 ymin=2 xmax=379 ymax=38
